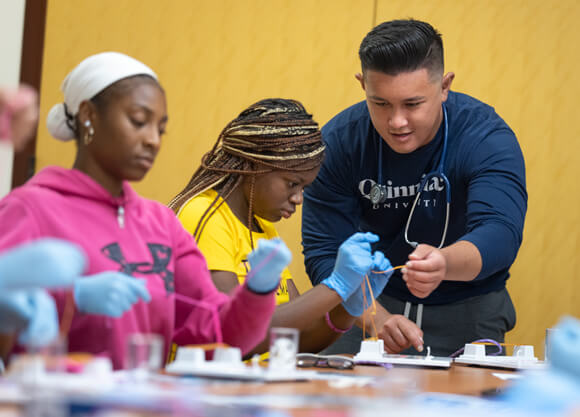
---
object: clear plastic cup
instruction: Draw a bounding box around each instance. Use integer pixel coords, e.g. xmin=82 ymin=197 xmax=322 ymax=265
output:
xmin=126 ymin=333 xmax=163 ymax=381
xmin=268 ymin=327 xmax=299 ymax=372
xmin=27 ymin=336 xmax=67 ymax=373
xmin=545 ymin=327 xmax=559 ymax=362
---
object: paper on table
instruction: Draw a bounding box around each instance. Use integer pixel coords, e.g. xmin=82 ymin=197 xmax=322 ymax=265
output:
xmin=492 ymin=372 xmax=523 ymax=381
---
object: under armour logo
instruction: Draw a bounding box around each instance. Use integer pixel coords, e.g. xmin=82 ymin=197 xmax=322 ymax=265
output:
xmin=101 ymin=243 xmax=175 ymax=293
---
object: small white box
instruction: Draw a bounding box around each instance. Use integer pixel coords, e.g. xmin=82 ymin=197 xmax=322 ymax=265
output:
xmin=175 ymin=347 xmax=205 ymax=364
xmin=213 ymin=347 xmax=242 ymax=363
xmin=463 ymin=343 xmax=486 ymax=358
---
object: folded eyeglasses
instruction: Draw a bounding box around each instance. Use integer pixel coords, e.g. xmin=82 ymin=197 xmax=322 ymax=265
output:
xmin=296 ymin=353 xmax=355 ymax=370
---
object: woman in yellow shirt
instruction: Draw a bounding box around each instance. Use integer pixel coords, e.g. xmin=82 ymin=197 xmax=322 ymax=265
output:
xmin=169 ymin=98 xmax=391 ymax=354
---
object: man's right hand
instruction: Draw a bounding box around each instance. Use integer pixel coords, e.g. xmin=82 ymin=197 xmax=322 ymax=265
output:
xmin=378 ymin=313 xmax=424 ymax=353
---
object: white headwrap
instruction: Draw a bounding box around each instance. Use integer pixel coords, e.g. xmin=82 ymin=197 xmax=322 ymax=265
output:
xmin=46 ymin=52 xmax=158 ymax=141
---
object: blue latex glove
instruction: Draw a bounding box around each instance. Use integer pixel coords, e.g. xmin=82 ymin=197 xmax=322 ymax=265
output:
xmin=499 ymin=316 xmax=580 ymax=413
xmin=321 ymin=232 xmax=379 ymax=301
xmin=74 ymin=272 xmax=151 ymax=317
xmin=342 ymin=251 xmax=393 ymax=316
xmin=0 ymin=289 xmax=58 ymax=347
xmin=246 ymin=238 xmax=292 ymax=293
xmin=0 ymin=238 xmax=86 ymax=290
xmin=549 ymin=316 xmax=580 ymax=379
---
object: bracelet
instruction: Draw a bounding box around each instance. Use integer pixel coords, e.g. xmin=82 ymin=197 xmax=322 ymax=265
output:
xmin=325 ymin=311 xmax=352 ymax=334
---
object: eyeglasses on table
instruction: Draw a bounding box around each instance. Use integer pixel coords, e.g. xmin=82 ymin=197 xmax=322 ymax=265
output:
xmin=296 ymin=353 xmax=354 ymax=370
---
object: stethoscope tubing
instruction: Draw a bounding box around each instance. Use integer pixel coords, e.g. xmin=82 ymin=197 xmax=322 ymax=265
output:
xmin=403 ymin=104 xmax=451 ymax=249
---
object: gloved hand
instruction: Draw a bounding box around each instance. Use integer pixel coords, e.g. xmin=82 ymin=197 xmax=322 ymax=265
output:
xmin=0 ymin=238 xmax=86 ymax=290
xmin=499 ymin=316 xmax=580 ymax=413
xmin=74 ymin=272 xmax=151 ymax=317
xmin=246 ymin=238 xmax=292 ymax=293
xmin=0 ymin=289 xmax=58 ymax=347
xmin=342 ymin=250 xmax=393 ymax=316
xmin=321 ymin=232 xmax=379 ymax=301
xmin=549 ymin=316 xmax=580 ymax=379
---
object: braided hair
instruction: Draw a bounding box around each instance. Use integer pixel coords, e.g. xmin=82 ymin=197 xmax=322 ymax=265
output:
xmin=168 ymin=98 xmax=325 ymax=248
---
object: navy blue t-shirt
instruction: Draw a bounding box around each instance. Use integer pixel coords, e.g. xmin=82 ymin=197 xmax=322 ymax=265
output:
xmin=302 ymin=91 xmax=527 ymax=305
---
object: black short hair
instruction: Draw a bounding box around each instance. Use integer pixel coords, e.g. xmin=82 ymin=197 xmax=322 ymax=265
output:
xmin=359 ymin=19 xmax=444 ymax=78
xmin=90 ymin=74 xmax=161 ymax=112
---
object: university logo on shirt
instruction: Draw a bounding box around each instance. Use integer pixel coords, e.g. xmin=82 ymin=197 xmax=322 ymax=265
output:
xmin=358 ymin=176 xmax=445 ymax=211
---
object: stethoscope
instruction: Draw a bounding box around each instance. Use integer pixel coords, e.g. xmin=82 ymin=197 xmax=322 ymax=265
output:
xmin=369 ymin=104 xmax=451 ymax=249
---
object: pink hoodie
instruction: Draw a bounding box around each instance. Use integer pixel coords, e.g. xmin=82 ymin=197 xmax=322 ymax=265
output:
xmin=0 ymin=166 xmax=276 ymax=368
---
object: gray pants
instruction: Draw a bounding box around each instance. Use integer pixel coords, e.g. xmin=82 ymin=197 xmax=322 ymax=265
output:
xmin=320 ymin=288 xmax=516 ymax=357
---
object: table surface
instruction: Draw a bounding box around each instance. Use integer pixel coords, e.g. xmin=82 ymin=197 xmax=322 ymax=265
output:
xmin=0 ymin=362 xmax=516 ymax=417
xmin=200 ymin=362 xmax=513 ymax=397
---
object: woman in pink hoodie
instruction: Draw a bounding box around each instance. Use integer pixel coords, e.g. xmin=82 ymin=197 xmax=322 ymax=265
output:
xmin=0 ymin=52 xmax=289 ymax=369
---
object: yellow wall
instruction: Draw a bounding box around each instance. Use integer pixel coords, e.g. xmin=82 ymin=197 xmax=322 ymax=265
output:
xmin=37 ymin=0 xmax=373 ymax=294
xmin=37 ymin=0 xmax=580 ymax=356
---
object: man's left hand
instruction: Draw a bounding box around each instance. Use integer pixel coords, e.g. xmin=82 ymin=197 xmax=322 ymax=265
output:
xmin=401 ymin=244 xmax=446 ymax=298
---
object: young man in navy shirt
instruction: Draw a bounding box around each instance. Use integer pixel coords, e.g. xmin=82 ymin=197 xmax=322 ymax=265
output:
xmin=302 ymin=19 xmax=527 ymax=356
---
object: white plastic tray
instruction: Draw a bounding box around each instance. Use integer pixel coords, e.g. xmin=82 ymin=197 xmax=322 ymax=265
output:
xmin=353 ymin=340 xmax=452 ymax=368
xmin=165 ymin=361 xmax=317 ymax=382
xmin=454 ymin=343 xmax=546 ymax=370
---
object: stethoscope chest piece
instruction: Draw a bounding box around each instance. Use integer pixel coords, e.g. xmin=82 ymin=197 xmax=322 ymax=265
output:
xmin=370 ymin=183 xmax=386 ymax=205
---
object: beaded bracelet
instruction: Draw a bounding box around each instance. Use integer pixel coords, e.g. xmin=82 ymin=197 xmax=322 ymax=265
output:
xmin=325 ymin=311 xmax=353 ymax=334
